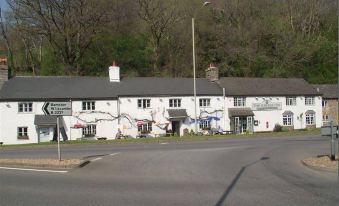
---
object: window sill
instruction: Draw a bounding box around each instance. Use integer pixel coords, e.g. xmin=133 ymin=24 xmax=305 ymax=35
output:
xmin=17 ymin=136 xmax=29 ymax=140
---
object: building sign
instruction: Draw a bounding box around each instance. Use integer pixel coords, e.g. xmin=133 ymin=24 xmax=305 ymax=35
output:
xmin=252 ymin=100 xmax=282 ymax=111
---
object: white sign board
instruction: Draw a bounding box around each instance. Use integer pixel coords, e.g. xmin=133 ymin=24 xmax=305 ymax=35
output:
xmin=252 ymin=100 xmax=282 ymax=111
xmin=43 ymin=102 xmax=72 ymax=116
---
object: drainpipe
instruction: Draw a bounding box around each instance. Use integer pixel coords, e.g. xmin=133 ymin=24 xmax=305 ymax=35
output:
xmin=117 ymin=97 xmax=120 ymax=125
xmin=223 ymin=88 xmax=226 ymax=131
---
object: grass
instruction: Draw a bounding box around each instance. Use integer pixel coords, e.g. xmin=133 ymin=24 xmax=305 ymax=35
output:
xmin=1 ymin=129 xmax=321 ymax=148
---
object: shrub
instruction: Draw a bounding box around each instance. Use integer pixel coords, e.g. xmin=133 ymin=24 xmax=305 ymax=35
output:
xmin=273 ymin=124 xmax=283 ymax=132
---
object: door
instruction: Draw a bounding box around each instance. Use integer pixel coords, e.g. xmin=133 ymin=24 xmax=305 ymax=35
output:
xmin=171 ymin=121 xmax=180 ymax=136
xmin=38 ymin=127 xmax=51 ymax=142
xmin=234 ymin=117 xmax=240 ymax=134
xmin=240 ymin=117 xmax=247 ymax=133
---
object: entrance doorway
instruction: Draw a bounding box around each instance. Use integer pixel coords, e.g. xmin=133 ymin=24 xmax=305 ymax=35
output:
xmin=171 ymin=121 xmax=180 ymax=136
xmin=233 ymin=116 xmax=253 ymax=134
xmin=38 ymin=127 xmax=52 ymax=142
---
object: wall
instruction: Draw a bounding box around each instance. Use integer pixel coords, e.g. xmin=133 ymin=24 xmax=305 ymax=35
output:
xmin=119 ymin=96 xmax=225 ymax=137
xmin=224 ymin=96 xmax=322 ymax=132
xmin=323 ymin=99 xmax=339 ymax=126
xmin=0 ymin=100 xmax=118 ymax=145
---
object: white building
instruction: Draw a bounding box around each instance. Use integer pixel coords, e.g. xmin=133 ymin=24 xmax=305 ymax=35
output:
xmin=0 ymin=64 xmax=322 ymax=145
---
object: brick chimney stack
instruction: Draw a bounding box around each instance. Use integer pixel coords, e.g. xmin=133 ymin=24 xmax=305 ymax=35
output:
xmin=0 ymin=57 xmax=8 ymax=89
xmin=206 ymin=63 xmax=219 ymax=82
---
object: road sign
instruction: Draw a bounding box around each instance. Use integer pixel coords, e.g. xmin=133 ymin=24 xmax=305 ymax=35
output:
xmin=42 ymin=102 xmax=72 ymax=116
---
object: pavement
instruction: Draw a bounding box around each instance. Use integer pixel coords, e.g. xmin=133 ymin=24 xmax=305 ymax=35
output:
xmin=0 ymin=135 xmax=338 ymax=206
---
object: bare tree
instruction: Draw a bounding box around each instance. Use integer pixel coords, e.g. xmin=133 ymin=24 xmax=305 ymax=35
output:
xmin=7 ymin=0 xmax=111 ymax=74
xmin=138 ymin=0 xmax=183 ymax=75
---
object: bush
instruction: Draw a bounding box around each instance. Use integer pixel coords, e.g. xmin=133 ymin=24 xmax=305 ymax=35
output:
xmin=273 ymin=124 xmax=283 ymax=132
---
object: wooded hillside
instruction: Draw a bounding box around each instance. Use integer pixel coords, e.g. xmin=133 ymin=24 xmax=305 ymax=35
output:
xmin=0 ymin=0 xmax=337 ymax=83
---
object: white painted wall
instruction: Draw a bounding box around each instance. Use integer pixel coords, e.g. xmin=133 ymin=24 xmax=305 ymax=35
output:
xmin=119 ymin=96 xmax=224 ymax=137
xmin=0 ymin=100 xmax=118 ymax=145
xmin=224 ymin=96 xmax=322 ymax=132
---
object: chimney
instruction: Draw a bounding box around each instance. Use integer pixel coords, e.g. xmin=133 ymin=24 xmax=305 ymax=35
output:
xmin=0 ymin=57 xmax=8 ymax=88
xmin=109 ymin=61 xmax=120 ymax=82
xmin=206 ymin=63 xmax=219 ymax=82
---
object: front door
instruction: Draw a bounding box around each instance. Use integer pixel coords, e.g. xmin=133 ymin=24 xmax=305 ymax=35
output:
xmin=38 ymin=127 xmax=51 ymax=142
xmin=234 ymin=117 xmax=252 ymax=134
xmin=171 ymin=121 xmax=180 ymax=136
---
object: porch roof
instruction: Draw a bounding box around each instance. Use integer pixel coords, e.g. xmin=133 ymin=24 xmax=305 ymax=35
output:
xmin=228 ymin=108 xmax=254 ymax=117
xmin=34 ymin=115 xmax=57 ymax=126
xmin=167 ymin=109 xmax=188 ymax=121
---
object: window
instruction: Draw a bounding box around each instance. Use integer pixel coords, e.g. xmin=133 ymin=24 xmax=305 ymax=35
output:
xmin=199 ymin=98 xmax=211 ymax=107
xmin=322 ymin=100 xmax=328 ymax=107
xmin=138 ymin=99 xmax=151 ymax=109
xmin=199 ymin=120 xmax=211 ymax=130
xmin=283 ymin=115 xmax=293 ymax=126
xmin=305 ymin=97 xmax=315 ymax=106
xmin=82 ymin=101 xmax=95 ymax=111
xmin=138 ymin=122 xmax=152 ymax=133
xmin=169 ymin=99 xmax=181 ymax=108
xmin=18 ymin=103 xmax=33 ymax=113
xmin=286 ymin=97 xmax=296 ymax=106
xmin=234 ymin=97 xmax=246 ymax=107
xmin=82 ymin=125 xmax=96 ymax=137
xmin=306 ymin=114 xmax=315 ymax=125
xmin=323 ymin=115 xmax=329 ymax=121
xmin=17 ymin=127 xmax=28 ymax=139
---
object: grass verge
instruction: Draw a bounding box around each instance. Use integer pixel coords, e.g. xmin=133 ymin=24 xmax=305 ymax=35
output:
xmin=1 ymin=129 xmax=321 ymax=148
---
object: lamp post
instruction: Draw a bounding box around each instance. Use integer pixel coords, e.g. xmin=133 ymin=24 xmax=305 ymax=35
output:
xmin=192 ymin=1 xmax=211 ymax=134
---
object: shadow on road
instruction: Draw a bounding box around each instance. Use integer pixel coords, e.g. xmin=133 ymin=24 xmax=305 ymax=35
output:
xmin=215 ymin=157 xmax=270 ymax=206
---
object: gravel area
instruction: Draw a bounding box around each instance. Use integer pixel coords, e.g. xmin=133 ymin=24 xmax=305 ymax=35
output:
xmin=302 ymin=155 xmax=338 ymax=172
xmin=0 ymin=158 xmax=83 ymax=169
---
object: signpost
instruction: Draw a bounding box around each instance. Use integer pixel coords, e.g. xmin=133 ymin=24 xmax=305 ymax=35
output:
xmin=42 ymin=102 xmax=72 ymax=161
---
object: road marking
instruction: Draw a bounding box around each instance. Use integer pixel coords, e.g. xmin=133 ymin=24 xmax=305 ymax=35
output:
xmin=91 ymin=157 xmax=102 ymax=162
xmin=109 ymin=153 xmax=119 ymax=157
xmin=0 ymin=167 xmax=68 ymax=173
xmin=160 ymin=142 xmax=168 ymax=145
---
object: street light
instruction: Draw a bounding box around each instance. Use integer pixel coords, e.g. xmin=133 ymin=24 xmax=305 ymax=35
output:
xmin=193 ymin=1 xmax=211 ymax=134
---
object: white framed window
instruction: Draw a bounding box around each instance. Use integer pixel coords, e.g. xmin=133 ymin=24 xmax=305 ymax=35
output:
xmin=286 ymin=97 xmax=296 ymax=106
xmin=82 ymin=101 xmax=95 ymax=111
xmin=283 ymin=115 xmax=293 ymax=126
xmin=305 ymin=97 xmax=315 ymax=106
xmin=82 ymin=125 xmax=96 ymax=137
xmin=306 ymin=114 xmax=315 ymax=125
xmin=199 ymin=98 xmax=211 ymax=107
xmin=234 ymin=97 xmax=246 ymax=107
xmin=17 ymin=127 xmax=28 ymax=139
xmin=138 ymin=122 xmax=152 ymax=133
xmin=169 ymin=99 xmax=181 ymax=108
xmin=322 ymin=100 xmax=328 ymax=107
xmin=138 ymin=99 xmax=151 ymax=109
xmin=18 ymin=102 xmax=33 ymax=113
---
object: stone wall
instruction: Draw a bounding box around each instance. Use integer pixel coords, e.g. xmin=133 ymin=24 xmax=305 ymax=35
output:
xmin=0 ymin=65 xmax=8 ymax=89
xmin=323 ymin=99 xmax=338 ymax=126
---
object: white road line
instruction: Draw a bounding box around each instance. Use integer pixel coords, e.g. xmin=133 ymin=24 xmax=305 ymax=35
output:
xmin=109 ymin=153 xmax=119 ymax=156
xmin=160 ymin=143 xmax=168 ymax=145
xmin=91 ymin=157 xmax=102 ymax=162
xmin=0 ymin=166 xmax=68 ymax=173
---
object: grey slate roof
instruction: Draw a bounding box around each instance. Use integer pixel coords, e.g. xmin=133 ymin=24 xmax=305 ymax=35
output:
xmin=218 ymin=77 xmax=319 ymax=96
xmin=0 ymin=76 xmax=222 ymax=101
xmin=312 ymin=84 xmax=338 ymax=99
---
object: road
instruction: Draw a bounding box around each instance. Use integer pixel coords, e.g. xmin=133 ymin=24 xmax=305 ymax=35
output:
xmin=0 ymin=135 xmax=338 ymax=206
